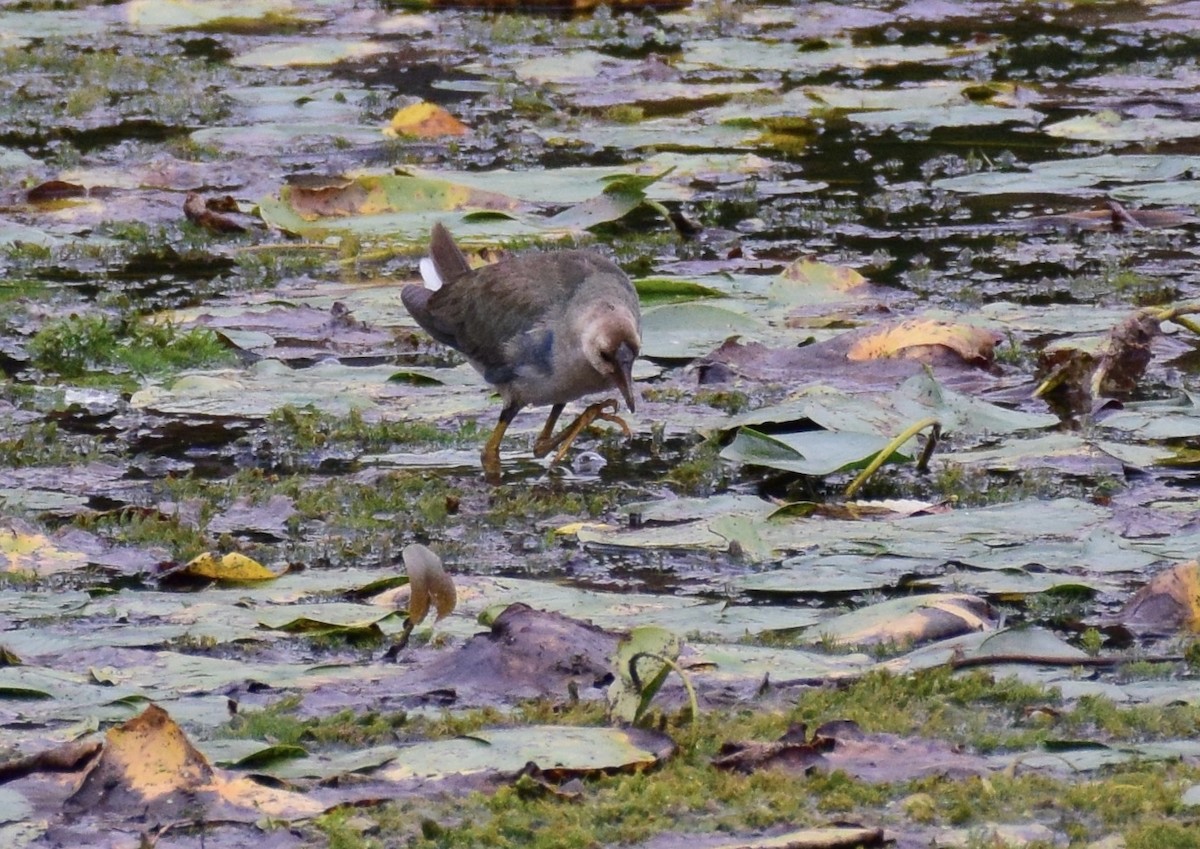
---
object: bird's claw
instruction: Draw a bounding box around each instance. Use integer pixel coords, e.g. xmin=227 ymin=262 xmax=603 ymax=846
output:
xmin=543 ymin=399 xmax=631 ymax=466
xmin=591 ymin=400 xmax=632 ymax=438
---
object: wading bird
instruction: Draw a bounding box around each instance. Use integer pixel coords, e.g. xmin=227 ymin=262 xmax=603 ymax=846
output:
xmin=402 ymin=223 xmax=641 ymax=483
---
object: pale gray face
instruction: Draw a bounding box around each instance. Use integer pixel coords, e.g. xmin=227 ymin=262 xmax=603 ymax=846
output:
xmin=585 ymin=311 xmax=641 ymax=413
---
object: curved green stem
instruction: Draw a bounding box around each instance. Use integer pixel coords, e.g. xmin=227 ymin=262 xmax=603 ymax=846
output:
xmin=631 ymin=651 xmax=700 ymax=741
xmin=844 ymin=417 xmax=940 ymax=499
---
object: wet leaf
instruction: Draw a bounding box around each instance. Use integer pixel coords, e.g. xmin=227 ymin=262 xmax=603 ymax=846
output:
xmin=1044 ymin=110 xmax=1200 ymax=143
xmin=1118 ymin=561 xmax=1200 ymax=636
xmin=126 ymin=0 xmax=316 ymax=32
xmin=546 ymin=168 xmax=674 ymax=231
xmin=385 ymin=102 xmax=470 ymax=138
xmin=934 ymin=153 xmax=1200 ymax=196
xmin=805 ymin=594 xmax=995 ymax=648
xmin=721 ymin=427 xmax=908 ymax=477
xmin=232 ymin=39 xmax=389 ymax=68
xmin=769 ymin=257 xmax=867 ymax=304
xmin=69 ymin=703 xmax=212 ymax=807
xmin=206 ymin=494 xmax=297 ymax=539
xmin=0 ymin=528 xmax=87 ymax=576
xmin=846 ymin=319 xmax=998 ymax=366
xmin=182 ymin=552 xmax=279 ymax=583
xmin=714 ymin=719 xmax=989 ymax=783
xmin=634 ymin=277 xmax=725 ymax=306
xmin=377 ymin=725 xmax=673 ymax=782
xmin=607 ymin=625 xmax=682 ymax=725
xmin=65 ymin=704 xmax=324 ymax=821
xmin=639 ymin=302 xmax=765 ymax=359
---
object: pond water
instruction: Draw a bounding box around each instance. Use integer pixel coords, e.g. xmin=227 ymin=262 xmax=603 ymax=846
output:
xmin=2 ymin=1 xmax=1200 ymax=824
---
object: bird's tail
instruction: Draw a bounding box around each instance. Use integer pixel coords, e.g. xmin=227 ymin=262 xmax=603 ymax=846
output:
xmin=422 ymin=222 xmax=472 ymax=291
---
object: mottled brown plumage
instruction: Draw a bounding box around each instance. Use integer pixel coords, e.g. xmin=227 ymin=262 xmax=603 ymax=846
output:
xmin=402 ymin=223 xmax=641 ymax=482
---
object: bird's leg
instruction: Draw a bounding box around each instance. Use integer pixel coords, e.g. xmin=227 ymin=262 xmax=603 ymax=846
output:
xmin=531 ymin=404 xmax=566 ymax=458
xmin=482 ymin=403 xmax=521 ymax=484
xmin=535 ymin=400 xmax=632 ymax=467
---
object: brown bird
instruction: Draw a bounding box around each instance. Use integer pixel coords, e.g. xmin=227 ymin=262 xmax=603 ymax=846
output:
xmin=402 ymin=223 xmax=641 ymax=483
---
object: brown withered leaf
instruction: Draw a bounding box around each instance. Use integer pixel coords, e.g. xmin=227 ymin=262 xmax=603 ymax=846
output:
xmin=26 ymin=180 xmax=89 ymax=203
xmin=714 ymin=720 xmax=990 ymax=783
xmin=1092 ymin=311 xmax=1159 ymax=395
xmin=1036 ymin=309 xmax=1160 ymax=415
xmin=1020 ymin=199 xmax=1197 ymax=233
xmin=184 ymin=192 xmax=249 ymax=233
xmin=1117 ymin=560 xmax=1200 ymax=637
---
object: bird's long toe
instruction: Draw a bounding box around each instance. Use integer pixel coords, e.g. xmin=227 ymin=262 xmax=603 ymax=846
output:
xmin=546 ymin=400 xmax=632 ymax=465
xmin=592 ymin=403 xmax=632 ymax=438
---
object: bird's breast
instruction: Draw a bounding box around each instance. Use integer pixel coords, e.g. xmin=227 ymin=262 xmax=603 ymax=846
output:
xmin=506 ymin=346 xmax=610 ymax=407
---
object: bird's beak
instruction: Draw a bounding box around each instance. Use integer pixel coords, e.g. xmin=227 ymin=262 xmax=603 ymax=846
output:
xmin=613 ymin=342 xmax=638 ymax=413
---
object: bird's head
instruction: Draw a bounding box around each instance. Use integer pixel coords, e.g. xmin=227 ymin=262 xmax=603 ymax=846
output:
xmin=582 ymin=304 xmax=641 ymax=413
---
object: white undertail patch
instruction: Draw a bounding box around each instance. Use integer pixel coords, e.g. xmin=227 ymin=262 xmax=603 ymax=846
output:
xmin=418 ymin=257 xmax=443 ymax=291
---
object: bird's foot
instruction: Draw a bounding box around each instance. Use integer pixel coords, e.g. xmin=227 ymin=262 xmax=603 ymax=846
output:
xmin=534 ymin=399 xmax=631 ymax=466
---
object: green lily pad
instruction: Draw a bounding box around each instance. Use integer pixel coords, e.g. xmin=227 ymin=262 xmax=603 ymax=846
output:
xmin=639 ymin=302 xmax=765 ymax=359
xmin=721 ymin=427 xmax=908 ymax=476
xmin=378 ymin=725 xmax=672 ymax=782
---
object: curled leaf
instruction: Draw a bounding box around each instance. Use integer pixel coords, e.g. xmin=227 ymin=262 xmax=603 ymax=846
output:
xmin=607 ymin=625 xmax=682 ymax=725
xmin=385 ymin=102 xmax=469 ymax=139
xmin=403 ymin=543 xmax=457 ymax=626
xmin=184 ymin=552 xmax=279 ymax=583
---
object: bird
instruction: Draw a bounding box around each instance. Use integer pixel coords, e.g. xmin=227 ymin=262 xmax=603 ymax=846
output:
xmin=402 ymin=223 xmax=641 ymax=483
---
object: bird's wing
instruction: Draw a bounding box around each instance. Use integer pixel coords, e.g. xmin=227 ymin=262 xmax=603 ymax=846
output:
xmin=420 ymin=251 xmax=625 ymax=379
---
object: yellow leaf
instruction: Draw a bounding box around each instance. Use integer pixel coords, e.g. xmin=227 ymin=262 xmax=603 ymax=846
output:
xmin=780 ymin=257 xmax=866 ymax=289
xmin=553 ymin=521 xmax=616 ymax=536
xmin=384 ymin=102 xmax=469 ymax=139
xmin=83 ymin=704 xmax=212 ymax=801
xmin=69 ymin=704 xmax=324 ymax=819
xmin=0 ymin=528 xmax=87 ymax=576
xmin=184 ymin=552 xmax=279 ymax=582
xmin=846 ymin=319 xmax=998 ymax=364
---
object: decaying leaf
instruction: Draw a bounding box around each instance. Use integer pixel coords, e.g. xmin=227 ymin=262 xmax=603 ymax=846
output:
xmin=182 ymin=551 xmax=280 ymax=582
xmin=693 ymin=825 xmax=886 ymax=849
xmin=0 ymin=739 xmax=101 ymax=785
xmin=1018 ymin=199 xmax=1197 ymax=233
xmin=1118 ymin=560 xmax=1200 ymax=636
xmin=713 ymin=719 xmax=990 ymax=782
xmin=1091 ymin=311 xmax=1160 ymax=396
xmin=68 ymin=703 xmax=213 ymax=811
xmin=206 ymin=494 xmax=298 ymax=539
xmin=385 ymin=102 xmax=469 ymax=138
xmin=64 ymin=704 xmax=323 ymax=823
xmin=436 ymin=0 xmax=689 ymax=9
xmin=403 ymin=603 xmax=620 ymax=700
xmin=183 ymin=192 xmax=249 ymax=233
xmin=403 ymin=542 xmax=457 ymax=626
xmin=804 ymin=593 xmax=995 ymax=648
xmin=0 ymin=526 xmax=88 ymax=576
xmin=1036 ymin=309 xmax=1161 ymax=414
xmin=846 ymin=319 xmax=999 ymax=366
xmin=769 ymin=257 xmax=867 ymax=303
